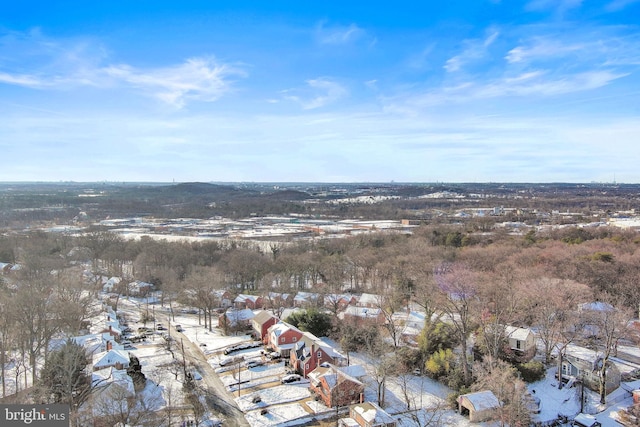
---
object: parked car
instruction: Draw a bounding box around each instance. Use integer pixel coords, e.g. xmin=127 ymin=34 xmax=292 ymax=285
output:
xmin=246 ymin=360 xmax=264 ymax=368
xmin=219 ymin=356 xmax=244 ymax=367
xmin=223 ymin=341 xmax=261 ymax=355
xmin=175 ymin=325 xmax=184 ymax=332
xmin=281 ymin=374 xmax=302 ymax=384
xmin=267 ymin=351 xmax=281 ymax=360
xmin=156 ymin=324 xmax=166 ymax=330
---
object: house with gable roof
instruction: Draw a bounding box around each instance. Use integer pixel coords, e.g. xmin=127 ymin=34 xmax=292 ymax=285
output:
xmin=291 ymin=331 xmax=345 ymax=377
xmin=339 ymin=401 xmax=396 ymax=427
xmin=234 ymin=293 xmax=263 ymax=310
xmin=561 ymin=344 xmax=621 ymax=394
xmin=294 ymin=291 xmax=321 ymax=308
xmin=308 ymin=365 xmax=364 ymax=408
xmin=324 ymin=293 xmax=357 ymax=311
xmin=251 ymin=310 xmax=279 ymax=343
xmin=356 ymin=293 xmax=381 ymax=309
xmin=339 ymin=305 xmax=385 ymax=326
xmin=92 ymin=349 xmax=130 ymax=371
xmin=503 ymin=325 xmax=536 ymax=362
xmin=266 ymin=322 xmax=303 ymax=358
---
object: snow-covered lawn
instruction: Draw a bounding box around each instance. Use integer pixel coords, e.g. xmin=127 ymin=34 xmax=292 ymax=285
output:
xmin=244 ymin=403 xmax=315 ymax=427
xmin=235 ymin=382 xmax=312 ymax=412
xmin=222 ymin=363 xmax=287 ymax=389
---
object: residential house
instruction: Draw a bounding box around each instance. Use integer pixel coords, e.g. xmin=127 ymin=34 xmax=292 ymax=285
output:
xmin=458 ymin=390 xmax=501 ymax=423
xmin=127 ymin=280 xmax=154 ymax=296
xmin=92 ymin=349 xmax=130 ymax=371
xmin=88 ymin=367 xmax=136 ymax=427
xmin=266 ymin=322 xmax=304 ymax=358
xmin=264 ymin=292 xmax=294 ymax=310
xmin=339 ymin=402 xmax=396 ymax=427
xmin=561 ymin=344 xmax=621 ymax=394
xmin=308 ymin=365 xmax=364 ymax=408
xmin=218 ymin=308 xmax=255 ymax=332
xmin=356 ymin=293 xmax=381 ymax=308
xmin=294 ymin=291 xmax=321 ymax=308
xmin=578 ymin=301 xmax=616 ymax=338
xmin=401 ymin=311 xmax=427 ymax=345
xmin=291 ymin=332 xmax=345 ymax=377
xmin=251 ymin=310 xmax=279 ymax=343
xmin=72 ymin=333 xmax=110 ymax=358
xmin=234 ymin=294 xmax=263 ymax=310
xmin=324 ymin=294 xmax=357 ymax=311
xmin=504 ymin=326 xmax=536 ymax=362
xmin=213 ymin=289 xmax=233 ymax=308
xmin=339 ymin=305 xmax=385 ymax=326
xmin=102 ymin=276 xmax=121 ymax=293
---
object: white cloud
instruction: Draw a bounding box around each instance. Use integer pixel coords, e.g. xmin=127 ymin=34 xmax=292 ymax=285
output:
xmin=444 ymin=28 xmax=500 ymax=72
xmin=0 ymin=30 xmax=244 ymax=108
xmin=316 ymin=22 xmax=364 ymax=45
xmin=0 ymin=72 xmax=48 ymax=88
xmin=103 ymin=57 xmax=244 ymax=108
xmin=283 ymin=78 xmax=347 ymax=110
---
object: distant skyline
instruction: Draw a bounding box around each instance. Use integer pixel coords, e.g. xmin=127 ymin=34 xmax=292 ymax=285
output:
xmin=1 ymin=1 xmax=639 ymax=183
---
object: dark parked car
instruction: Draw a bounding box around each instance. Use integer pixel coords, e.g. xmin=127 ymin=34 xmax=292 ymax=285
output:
xmin=281 ymin=374 xmax=301 ymax=384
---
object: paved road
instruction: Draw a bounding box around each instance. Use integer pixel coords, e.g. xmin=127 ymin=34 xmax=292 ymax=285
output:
xmin=164 ymin=317 xmax=250 ymax=427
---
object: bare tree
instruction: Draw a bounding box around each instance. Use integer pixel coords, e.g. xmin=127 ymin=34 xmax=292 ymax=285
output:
xmin=527 ymin=277 xmax=592 ymax=364
xmin=434 ymin=262 xmax=479 ymax=386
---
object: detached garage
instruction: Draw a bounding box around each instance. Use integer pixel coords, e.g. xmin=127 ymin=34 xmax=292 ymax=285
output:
xmin=458 ymin=390 xmax=501 ymax=422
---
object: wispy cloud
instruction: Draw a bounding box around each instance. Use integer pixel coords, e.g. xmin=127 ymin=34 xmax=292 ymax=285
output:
xmin=283 ymin=78 xmax=347 ymax=109
xmin=104 ymin=58 xmax=244 ymax=108
xmin=444 ymin=28 xmax=500 ymax=72
xmin=315 ymin=21 xmax=365 ymax=45
xmin=0 ymin=30 xmax=244 ymax=108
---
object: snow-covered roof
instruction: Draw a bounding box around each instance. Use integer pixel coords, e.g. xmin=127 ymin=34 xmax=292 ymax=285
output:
xmin=223 ymin=308 xmax=255 ymax=323
xmin=294 ymin=291 xmax=320 ymax=302
xmin=93 ymin=349 xmax=130 ymax=370
xmin=579 ymin=301 xmax=615 ymax=312
xmin=352 ymin=402 xmax=395 ymax=424
xmin=460 ymin=390 xmax=501 ymax=411
xmin=340 ymin=305 xmax=382 ymax=318
xmin=357 ymin=293 xmax=381 ymax=306
xmin=505 ymin=325 xmax=533 ymax=341
xmin=235 ymin=294 xmax=260 ymax=303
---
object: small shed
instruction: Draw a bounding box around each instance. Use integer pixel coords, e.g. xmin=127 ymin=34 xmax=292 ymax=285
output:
xmin=458 ymin=390 xmax=501 ymax=422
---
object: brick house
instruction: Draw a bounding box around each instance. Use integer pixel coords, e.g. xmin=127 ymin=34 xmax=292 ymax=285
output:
xmin=308 ymin=365 xmax=364 ymax=408
xmin=251 ymin=310 xmax=279 ymax=343
xmin=291 ymin=332 xmax=345 ymax=377
xmin=266 ymin=322 xmax=304 ymax=358
xmin=234 ymin=294 xmax=263 ymax=310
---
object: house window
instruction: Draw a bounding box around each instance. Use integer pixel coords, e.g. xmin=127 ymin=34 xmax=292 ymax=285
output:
xmin=281 ymin=337 xmax=285 ymax=343
xmin=516 ymin=340 xmax=521 ymax=350
xmin=293 ymin=337 xmax=297 ymax=342
xmin=306 ymin=363 xmax=309 ymax=370
xmin=317 ymin=351 xmax=322 ymax=359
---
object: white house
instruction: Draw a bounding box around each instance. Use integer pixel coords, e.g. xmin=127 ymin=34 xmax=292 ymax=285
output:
xmin=93 ymin=349 xmax=130 ymax=371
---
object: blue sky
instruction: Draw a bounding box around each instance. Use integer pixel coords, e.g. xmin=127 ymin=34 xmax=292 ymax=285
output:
xmin=1 ymin=1 xmax=639 ymax=183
